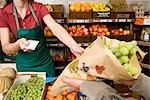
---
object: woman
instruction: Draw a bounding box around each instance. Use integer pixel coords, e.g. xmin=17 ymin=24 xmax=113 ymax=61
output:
xmin=0 ymin=0 xmax=84 ymax=76
xmin=62 ymin=73 xmax=150 ymax=100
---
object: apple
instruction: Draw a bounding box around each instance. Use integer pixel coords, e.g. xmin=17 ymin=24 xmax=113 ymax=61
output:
xmin=114 ymin=52 xmax=121 ymax=58
xmin=123 ymin=63 xmax=131 ymax=71
xmin=130 ymin=47 xmax=137 ymax=56
xmin=119 ymin=47 xmax=129 ymax=56
xmin=125 ymin=42 xmax=135 ymax=51
xmin=118 ymin=41 xmax=127 ymax=47
xmin=103 ymin=28 xmax=108 ymax=32
xmin=128 ymin=66 xmax=138 ymax=76
xmin=120 ymin=56 xmax=129 ymax=64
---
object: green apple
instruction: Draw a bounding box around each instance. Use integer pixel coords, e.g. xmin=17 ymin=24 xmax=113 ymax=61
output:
xmin=120 ymin=56 xmax=129 ymax=64
xmin=114 ymin=52 xmax=121 ymax=58
xmin=123 ymin=63 xmax=131 ymax=71
xmin=118 ymin=41 xmax=127 ymax=48
xmin=110 ymin=47 xmax=118 ymax=54
xmin=130 ymin=47 xmax=137 ymax=56
xmin=128 ymin=66 xmax=138 ymax=76
xmin=119 ymin=47 xmax=129 ymax=56
xmin=125 ymin=42 xmax=135 ymax=51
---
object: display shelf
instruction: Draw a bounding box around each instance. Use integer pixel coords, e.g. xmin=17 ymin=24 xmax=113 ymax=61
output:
xmin=137 ymin=41 xmax=150 ymax=47
xmin=135 ymin=18 xmax=150 ymax=25
xmin=141 ymin=63 xmax=150 ymax=69
xmin=67 ymin=19 xmax=134 ymax=23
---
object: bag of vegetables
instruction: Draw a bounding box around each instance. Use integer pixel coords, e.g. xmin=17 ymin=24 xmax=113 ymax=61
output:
xmin=51 ymin=36 xmax=145 ymax=96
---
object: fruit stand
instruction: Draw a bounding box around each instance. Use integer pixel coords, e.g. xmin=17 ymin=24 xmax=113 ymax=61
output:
xmin=0 ymin=0 xmax=149 ymax=100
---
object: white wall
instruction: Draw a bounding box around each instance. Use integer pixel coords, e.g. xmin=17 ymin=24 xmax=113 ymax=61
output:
xmin=35 ymin=0 xmax=150 ymax=12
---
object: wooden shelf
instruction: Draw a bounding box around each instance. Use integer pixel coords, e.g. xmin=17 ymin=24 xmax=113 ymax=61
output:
xmin=67 ymin=19 xmax=134 ymax=23
xmin=138 ymin=41 xmax=150 ymax=47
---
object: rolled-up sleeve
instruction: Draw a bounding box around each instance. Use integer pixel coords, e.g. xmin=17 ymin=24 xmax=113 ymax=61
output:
xmin=39 ymin=4 xmax=50 ymax=19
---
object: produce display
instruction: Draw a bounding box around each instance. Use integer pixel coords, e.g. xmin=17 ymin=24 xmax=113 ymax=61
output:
xmin=44 ymin=26 xmax=53 ymax=37
xmin=89 ymin=24 xmax=110 ymax=36
xmin=111 ymin=28 xmax=130 ymax=35
xmin=109 ymin=41 xmax=138 ymax=76
xmin=68 ymin=25 xmax=89 ymax=36
xmin=45 ymin=85 xmax=76 ymax=100
xmin=70 ymin=2 xmax=92 ymax=12
xmin=0 ymin=68 xmax=16 ymax=99
xmin=89 ymin=2 xmax=111 ymax=12
xmin=10 ymin=76 xmax=45 ymax=100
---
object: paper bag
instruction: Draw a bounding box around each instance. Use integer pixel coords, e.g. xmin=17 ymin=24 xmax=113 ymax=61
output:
xmin=51 ymin=36 xmax=145 ymax=96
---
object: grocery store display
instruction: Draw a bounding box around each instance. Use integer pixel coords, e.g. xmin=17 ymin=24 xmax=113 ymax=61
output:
xmin=70 ymin=2 xmax=92 ymax=12
xmin=45 ymin=85 xmax=76 ymax=100
xmin=44 ymin=26 xmax=53 ymax=37
xmin=89 ymin=24 xmax=110 ymax=36
xmin=111 ymin=28 xmax=130 ymax=35
xmin=89 ymin=2 xmax=111 ymax=12
xmin=10 ymin=76 xmax=45 ymax=100
xmin=51 ymin=36 xmax=145 ymax=96
xmin=68 ymin=25 xmax=89 ymax=36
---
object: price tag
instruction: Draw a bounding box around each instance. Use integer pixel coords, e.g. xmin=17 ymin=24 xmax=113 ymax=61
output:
xmin=119 ymin=19 xmax=126 ymax=22
xmin=93 ymin=19 xmax=99 ymax=22
xmin=127 ymin=19 xmax=132 ymax=22
xmin=107 ymin=19 xmax=112 ymax=22
xmin=144 ymin=19 xmax=150 ymax=25
xmin=115 ymin=19 xmax=118 ymax=22
xmin=76 ymin=20 xmax=85 ymax=23
xmin=100 ymin=19 xmax=107 ymax=22
xmin=84 ymin=20 xmax=90 ymax=23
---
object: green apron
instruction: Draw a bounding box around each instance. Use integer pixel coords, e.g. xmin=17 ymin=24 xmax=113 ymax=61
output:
xmin=13 ymin=3 xmax=55 ymax=76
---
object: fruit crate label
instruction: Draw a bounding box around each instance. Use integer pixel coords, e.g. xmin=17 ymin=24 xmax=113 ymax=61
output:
xmin=117 ymin=14 xmax=130 ymax=19
xmin=144 ymin=19 xmax=150 ymax=25
xmin=119 ymin=19 xmax=126 ymax=22
xmin=97 ymin=12 xmax=111 ymax=18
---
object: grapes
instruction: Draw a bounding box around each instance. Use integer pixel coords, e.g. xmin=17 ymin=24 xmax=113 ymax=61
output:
xmin=10 ymin=77 xmax=45 ymax=100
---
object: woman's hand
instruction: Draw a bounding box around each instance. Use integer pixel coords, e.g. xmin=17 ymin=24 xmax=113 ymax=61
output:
xmin=70 ymin=43 xmax=84 ymax=57
xmin=61 ymin=77 xmax=84 ymax=93
xmin=17 ymin=38 xmax=30 ymax=52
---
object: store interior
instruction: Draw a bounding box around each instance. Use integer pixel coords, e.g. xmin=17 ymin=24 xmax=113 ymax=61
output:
xmin=0 ymin=0 xmax=150 ymax=100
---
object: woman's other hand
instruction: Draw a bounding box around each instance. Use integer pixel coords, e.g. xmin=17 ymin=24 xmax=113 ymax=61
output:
xmin=70 ymin=43 xmax=84 ymax=57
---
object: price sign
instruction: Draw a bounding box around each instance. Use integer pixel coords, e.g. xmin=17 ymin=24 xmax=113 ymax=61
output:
xmin=119 ymin=19 xmax=126 ymax=22
xmin=144 ymin=19 xmax=150 ymax=25
xmin=107 ymin=19 xmax=112 ymax=22
xmin=93 ymin=19 xmax=99 ymax=22
xmin=100 ymin=19 xmax=107 ymax=22
xmin=76 ymin=20 xmax=85 ymax=23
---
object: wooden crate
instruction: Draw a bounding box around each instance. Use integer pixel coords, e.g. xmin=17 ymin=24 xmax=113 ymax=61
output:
xmin=50 ymin=5 xmax=64 ymax=19
xmin=69 ymin=11 xmax=92 ymax=19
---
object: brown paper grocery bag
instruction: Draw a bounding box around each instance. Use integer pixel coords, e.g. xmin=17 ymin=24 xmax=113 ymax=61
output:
xmin=51 ymin=36 xmax=145 ymax=96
